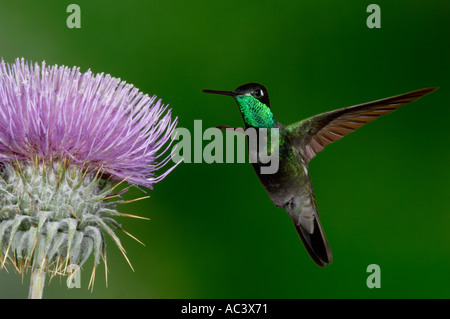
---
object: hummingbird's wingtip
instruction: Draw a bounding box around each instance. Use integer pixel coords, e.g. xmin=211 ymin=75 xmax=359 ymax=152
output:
xmin=420 ymin=87 xmax=439 ymax=95
xmin=413 ymin=87 xmax=439 ymax=100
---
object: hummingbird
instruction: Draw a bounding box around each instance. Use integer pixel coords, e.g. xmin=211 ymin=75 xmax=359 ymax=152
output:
xmin=202 ymin=83 xmax=437 ymax=267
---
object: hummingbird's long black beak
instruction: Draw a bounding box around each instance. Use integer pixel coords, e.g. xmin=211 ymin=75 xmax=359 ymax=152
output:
xmin=202 ymin=89 xmax=238 ymax=97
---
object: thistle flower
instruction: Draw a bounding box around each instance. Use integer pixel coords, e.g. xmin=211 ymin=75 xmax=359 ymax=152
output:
xmin=0 ymin=58 xmax=178 ymax=298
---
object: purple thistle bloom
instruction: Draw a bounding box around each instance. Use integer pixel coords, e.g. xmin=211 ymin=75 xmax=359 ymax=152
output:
xmin=0 ymin=58 xmax=179 ymax=298
xmin=0 ymin=58 xmax=177 ymax=188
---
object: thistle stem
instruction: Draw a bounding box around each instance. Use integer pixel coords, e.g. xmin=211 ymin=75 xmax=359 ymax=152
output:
xmin=28 ymin=270 xmax=46 ymax=299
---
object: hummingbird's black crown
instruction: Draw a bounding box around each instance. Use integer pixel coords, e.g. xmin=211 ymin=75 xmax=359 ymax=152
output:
xmin=234 ymin=83 xmax=271 ymax=108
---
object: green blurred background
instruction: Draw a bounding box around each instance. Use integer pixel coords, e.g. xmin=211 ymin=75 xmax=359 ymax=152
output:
xmin=0 ymin=0 xmax=449 ymax=298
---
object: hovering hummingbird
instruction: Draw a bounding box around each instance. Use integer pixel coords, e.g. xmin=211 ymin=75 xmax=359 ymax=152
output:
xmin=203 ymin=83 xmax=437 ymax=266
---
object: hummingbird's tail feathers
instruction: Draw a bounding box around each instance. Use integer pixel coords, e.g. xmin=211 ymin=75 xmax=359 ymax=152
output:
xmin=293 ymin=218 xmax=332 ymax=267
xmin=286 ymin=87 xmax=438 ymax=164
xmin=285 ymin=193 xmax=333 ymax=267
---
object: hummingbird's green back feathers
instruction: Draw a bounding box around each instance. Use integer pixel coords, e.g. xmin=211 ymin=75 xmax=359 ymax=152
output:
xmin=286 ymin=87 xmax=438 ymax=164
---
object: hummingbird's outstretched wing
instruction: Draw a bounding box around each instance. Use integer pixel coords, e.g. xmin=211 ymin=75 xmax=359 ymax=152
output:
xmin=286 ymin=88 xmax=438 ymax=164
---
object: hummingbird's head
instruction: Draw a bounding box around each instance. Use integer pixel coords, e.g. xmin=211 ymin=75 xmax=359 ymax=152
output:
xmin=202 ymin=83 xmax=276 ymax=128
xmin=233 ymin=83 xmax=271 ymax=108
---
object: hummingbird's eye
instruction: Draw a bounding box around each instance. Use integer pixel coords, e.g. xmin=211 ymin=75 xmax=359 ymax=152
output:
xmin=252 ymin=89 xmax=264 ymax=98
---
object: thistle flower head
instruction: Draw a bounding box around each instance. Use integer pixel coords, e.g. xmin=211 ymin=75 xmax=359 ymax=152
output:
xmin=0 ymin=58 xmax=178 ymax=297
xmin=0 ymin=58 xmax=176 ymax=187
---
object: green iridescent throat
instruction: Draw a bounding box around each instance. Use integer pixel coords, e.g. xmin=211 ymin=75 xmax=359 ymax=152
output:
xmin=235 ymin=96 xmax=276 ymax=128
